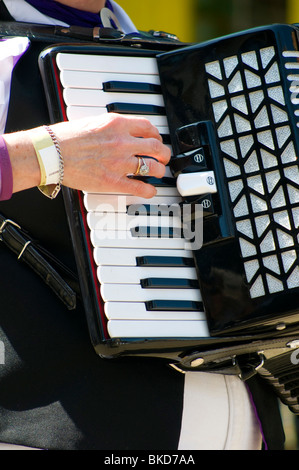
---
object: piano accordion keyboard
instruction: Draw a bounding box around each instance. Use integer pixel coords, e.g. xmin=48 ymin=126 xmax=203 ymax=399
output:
xmin=56 ymin=52 xmax=209 ymax=339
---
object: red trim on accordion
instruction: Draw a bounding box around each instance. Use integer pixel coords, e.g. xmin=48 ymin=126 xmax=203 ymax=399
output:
xmin=77 ymin=191 xmax=109 ymax=339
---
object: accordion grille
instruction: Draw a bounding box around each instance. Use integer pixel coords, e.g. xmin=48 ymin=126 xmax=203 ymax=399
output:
xmin=205 ymin=46 xmax=299 ymax=300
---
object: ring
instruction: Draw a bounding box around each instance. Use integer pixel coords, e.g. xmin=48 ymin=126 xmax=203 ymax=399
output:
xmin=134 ymin=157 xmax=150 ymax=176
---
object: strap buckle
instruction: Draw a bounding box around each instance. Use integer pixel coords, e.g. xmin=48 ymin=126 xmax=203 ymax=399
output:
xmin=0 ymin=218 xmax=21 ymax=237
xmin=0 ymin=217 xmax=31 ymax=258
xmin=237 ymin=353 xmax=266 ymax=381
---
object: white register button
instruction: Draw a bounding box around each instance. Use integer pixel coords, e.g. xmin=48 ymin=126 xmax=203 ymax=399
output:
xmin=176 ymin=171 xmax=217 ymax=197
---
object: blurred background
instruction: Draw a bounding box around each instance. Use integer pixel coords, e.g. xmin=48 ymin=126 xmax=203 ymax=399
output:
xmin=117 ymin=0 xmax=299 ymax=43
xmin=117 ymin=0 xmax=299 ymax=451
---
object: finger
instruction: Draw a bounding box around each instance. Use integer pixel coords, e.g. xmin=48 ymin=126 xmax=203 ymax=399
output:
xmin=127 ymin=116 xmax=163 ymax=142
xmin=132 ymin=138 xmax=171 ymax=166
xmin=129 ymin=180 xmax=157 ymax=199
xmin=103 ymin=171 xmax=156 ymax=199
xmin=125 ymin=178 xmax=158 ymax=199
xmin=139 ymin=140 xmax=171 ymax=165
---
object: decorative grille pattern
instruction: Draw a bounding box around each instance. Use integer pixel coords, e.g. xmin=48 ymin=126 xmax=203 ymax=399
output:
xmin=205 ymin=46 xmax=299 ymax=299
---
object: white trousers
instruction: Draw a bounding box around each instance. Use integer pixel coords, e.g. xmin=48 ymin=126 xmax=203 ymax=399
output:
xmin=0 ymin=372 xmax=262 ymax=451
xmin=178 ymin=372 xmax=262 ymax=450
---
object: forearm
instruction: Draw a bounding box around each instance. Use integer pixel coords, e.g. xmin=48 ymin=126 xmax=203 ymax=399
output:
xmin=0 ymin=114 xmax=171 ymax=200
xmin=3 ymin=130 xmax=40 ymax=194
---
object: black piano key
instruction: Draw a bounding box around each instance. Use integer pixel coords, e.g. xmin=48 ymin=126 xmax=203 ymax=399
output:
xmin=136 ymin=255 xmax=195 ymax=267
xmin=161 ymin=134 xmax=171 ymax=145
xmin=130 ymin=176 xmax=176 ymax=187
xmin=131 ymin=226 xmax=183 ymax=238
xmin=141 ymin=278 xmax=198 ymax=289
xmin=127 ymin=204 xmax=181 ymax=217
xmin=127 ymin=204 xmax=156 ymax=216
xmin=107 ymin=102 xmax=166 ymax=115
xmin=103 ymin=80 xmax=162 ymax=94
xmin=146 ymin=299 xmax=203 ymax=312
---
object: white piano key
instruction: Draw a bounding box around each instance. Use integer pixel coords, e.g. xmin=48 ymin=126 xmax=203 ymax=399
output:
xmin=156 ymin=126 xmax=170 ymax=136
xmin=66 ymin=105 xmax=106 ymax=120
xmin=87 ymin=212 xmax=182 ymax=231
xmin=152 ymin=186 xmax=179 ymax=197
xmin=91 ymin=231 xmax=187 ymax=249
xmin=97 ymin=266 xmax=197 ymax=284
xmin=85 ymin=184 xmax=178 ymax=198
xmin=82 ymin=166 xmax=173 ymax=191
xmin=63 ymin=88 xmax=165 ymax=108
xmin=97 ymin=186 xmax=178 ymax=197
xmin=163 ymin=166 xmax=173 ymax=178
xmin=104 ymin=302 xmax=205 ymax=321
xmin=107 ymin=319 xmax=210 ymax=338
xmin=60 ymin=70 xmax=161 ymax=89
xmin=84 ymin=194 xmax=182 ymax=212
xmin=66 ymin=106 xmax=169 ymax=128
xmin=101 ymin=283 xmax=201 ymax=302
xmin=66 ymin=107 xmax=171 ymax=143
xmin=85 ymin=188 xmax=179 ymax=215
xmin=57 ymin=53 xmax=159 ymax=75
xmin=93 ymin=247 xmax=194 ymax=266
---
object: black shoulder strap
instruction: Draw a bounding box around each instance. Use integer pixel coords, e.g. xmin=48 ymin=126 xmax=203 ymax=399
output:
xmin=246 ymin=375 xmax=285 ymax=450
xmin=0 ymin=1 xmax=14 ymax=21
xmin=0 ymin=20 xmax=63 ymax=42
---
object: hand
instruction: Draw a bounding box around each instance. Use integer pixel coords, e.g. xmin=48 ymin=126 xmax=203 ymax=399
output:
xmin=4 ymin=113 xmax=171 ymax=198
xmin=54 ymin=113 xmax=171 ymax=198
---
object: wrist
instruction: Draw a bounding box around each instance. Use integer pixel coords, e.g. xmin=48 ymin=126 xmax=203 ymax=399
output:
xmin=2 ymin=130 xmax=40 ymax=194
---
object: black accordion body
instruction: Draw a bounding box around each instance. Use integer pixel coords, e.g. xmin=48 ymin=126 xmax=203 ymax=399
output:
xmin=39 ymin=23 xmax=299 ymax=411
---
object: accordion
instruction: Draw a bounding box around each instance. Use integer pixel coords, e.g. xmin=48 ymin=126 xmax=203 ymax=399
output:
xmin=39 ymin=23 xmax=299 ymax=411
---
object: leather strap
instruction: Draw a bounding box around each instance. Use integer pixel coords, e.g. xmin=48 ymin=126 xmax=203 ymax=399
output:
xmin=0 ymin=21 xmax=183 ymax=48
xmin=0 ymin=212 xmax=77 ymax=310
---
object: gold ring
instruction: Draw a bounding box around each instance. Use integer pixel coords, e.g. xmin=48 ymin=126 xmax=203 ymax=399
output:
xmin=134 ymin=157 xmax=149 ymax=176
xmin=134 ymin=156 xmax=142 ymax=175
